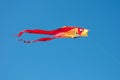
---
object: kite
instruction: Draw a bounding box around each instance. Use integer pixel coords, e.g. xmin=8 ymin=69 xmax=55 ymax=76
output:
xmin=17 ymin=26 xmax=89 ymax=43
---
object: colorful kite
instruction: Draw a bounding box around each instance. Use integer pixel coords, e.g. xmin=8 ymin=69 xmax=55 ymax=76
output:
xmin=17 ymin=26 xmax=89 ymax=43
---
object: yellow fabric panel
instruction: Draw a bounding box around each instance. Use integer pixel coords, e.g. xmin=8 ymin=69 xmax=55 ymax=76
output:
xmin=81 ymin=29 xmax=89 ymax=37
xmin=62 ymin=28 xmax=78 ymax=38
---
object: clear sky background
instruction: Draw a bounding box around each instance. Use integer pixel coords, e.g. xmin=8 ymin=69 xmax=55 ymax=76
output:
xmin=1 ymin=0 xmax=120 ymax=80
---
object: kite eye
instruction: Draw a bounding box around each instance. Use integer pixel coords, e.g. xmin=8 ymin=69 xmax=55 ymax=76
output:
xmin=80 ymin=29 xmax=83 ymax=32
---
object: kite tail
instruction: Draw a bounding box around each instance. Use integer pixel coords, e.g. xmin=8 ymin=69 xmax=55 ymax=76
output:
xmin=17 ymin=29 xmax=49 ymax=37
xmin=18 ymin=37 xmax=55 ymax=43
xmin=33 ymin=37 xmax=55 ymax=42
xmin=17 ymin=39 xmax=31 ymax=44
xmin=17 ymin=31 xmax=24 ymax=37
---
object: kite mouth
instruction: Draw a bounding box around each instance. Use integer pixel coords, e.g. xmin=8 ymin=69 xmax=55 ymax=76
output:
xmin=81 ymin=29 xmax=89 ymax=37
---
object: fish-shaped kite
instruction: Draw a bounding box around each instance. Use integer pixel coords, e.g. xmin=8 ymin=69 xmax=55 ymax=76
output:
xmin=17 ymin=26 xmax=89 ymax=43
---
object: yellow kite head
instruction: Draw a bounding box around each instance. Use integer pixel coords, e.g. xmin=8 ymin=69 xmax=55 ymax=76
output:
xmin=80 ymin=28 xmax=89 ymax=37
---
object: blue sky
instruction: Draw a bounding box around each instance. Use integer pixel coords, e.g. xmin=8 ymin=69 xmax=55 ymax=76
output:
xmin=1 ymin=0 xmax=120 ymax=80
